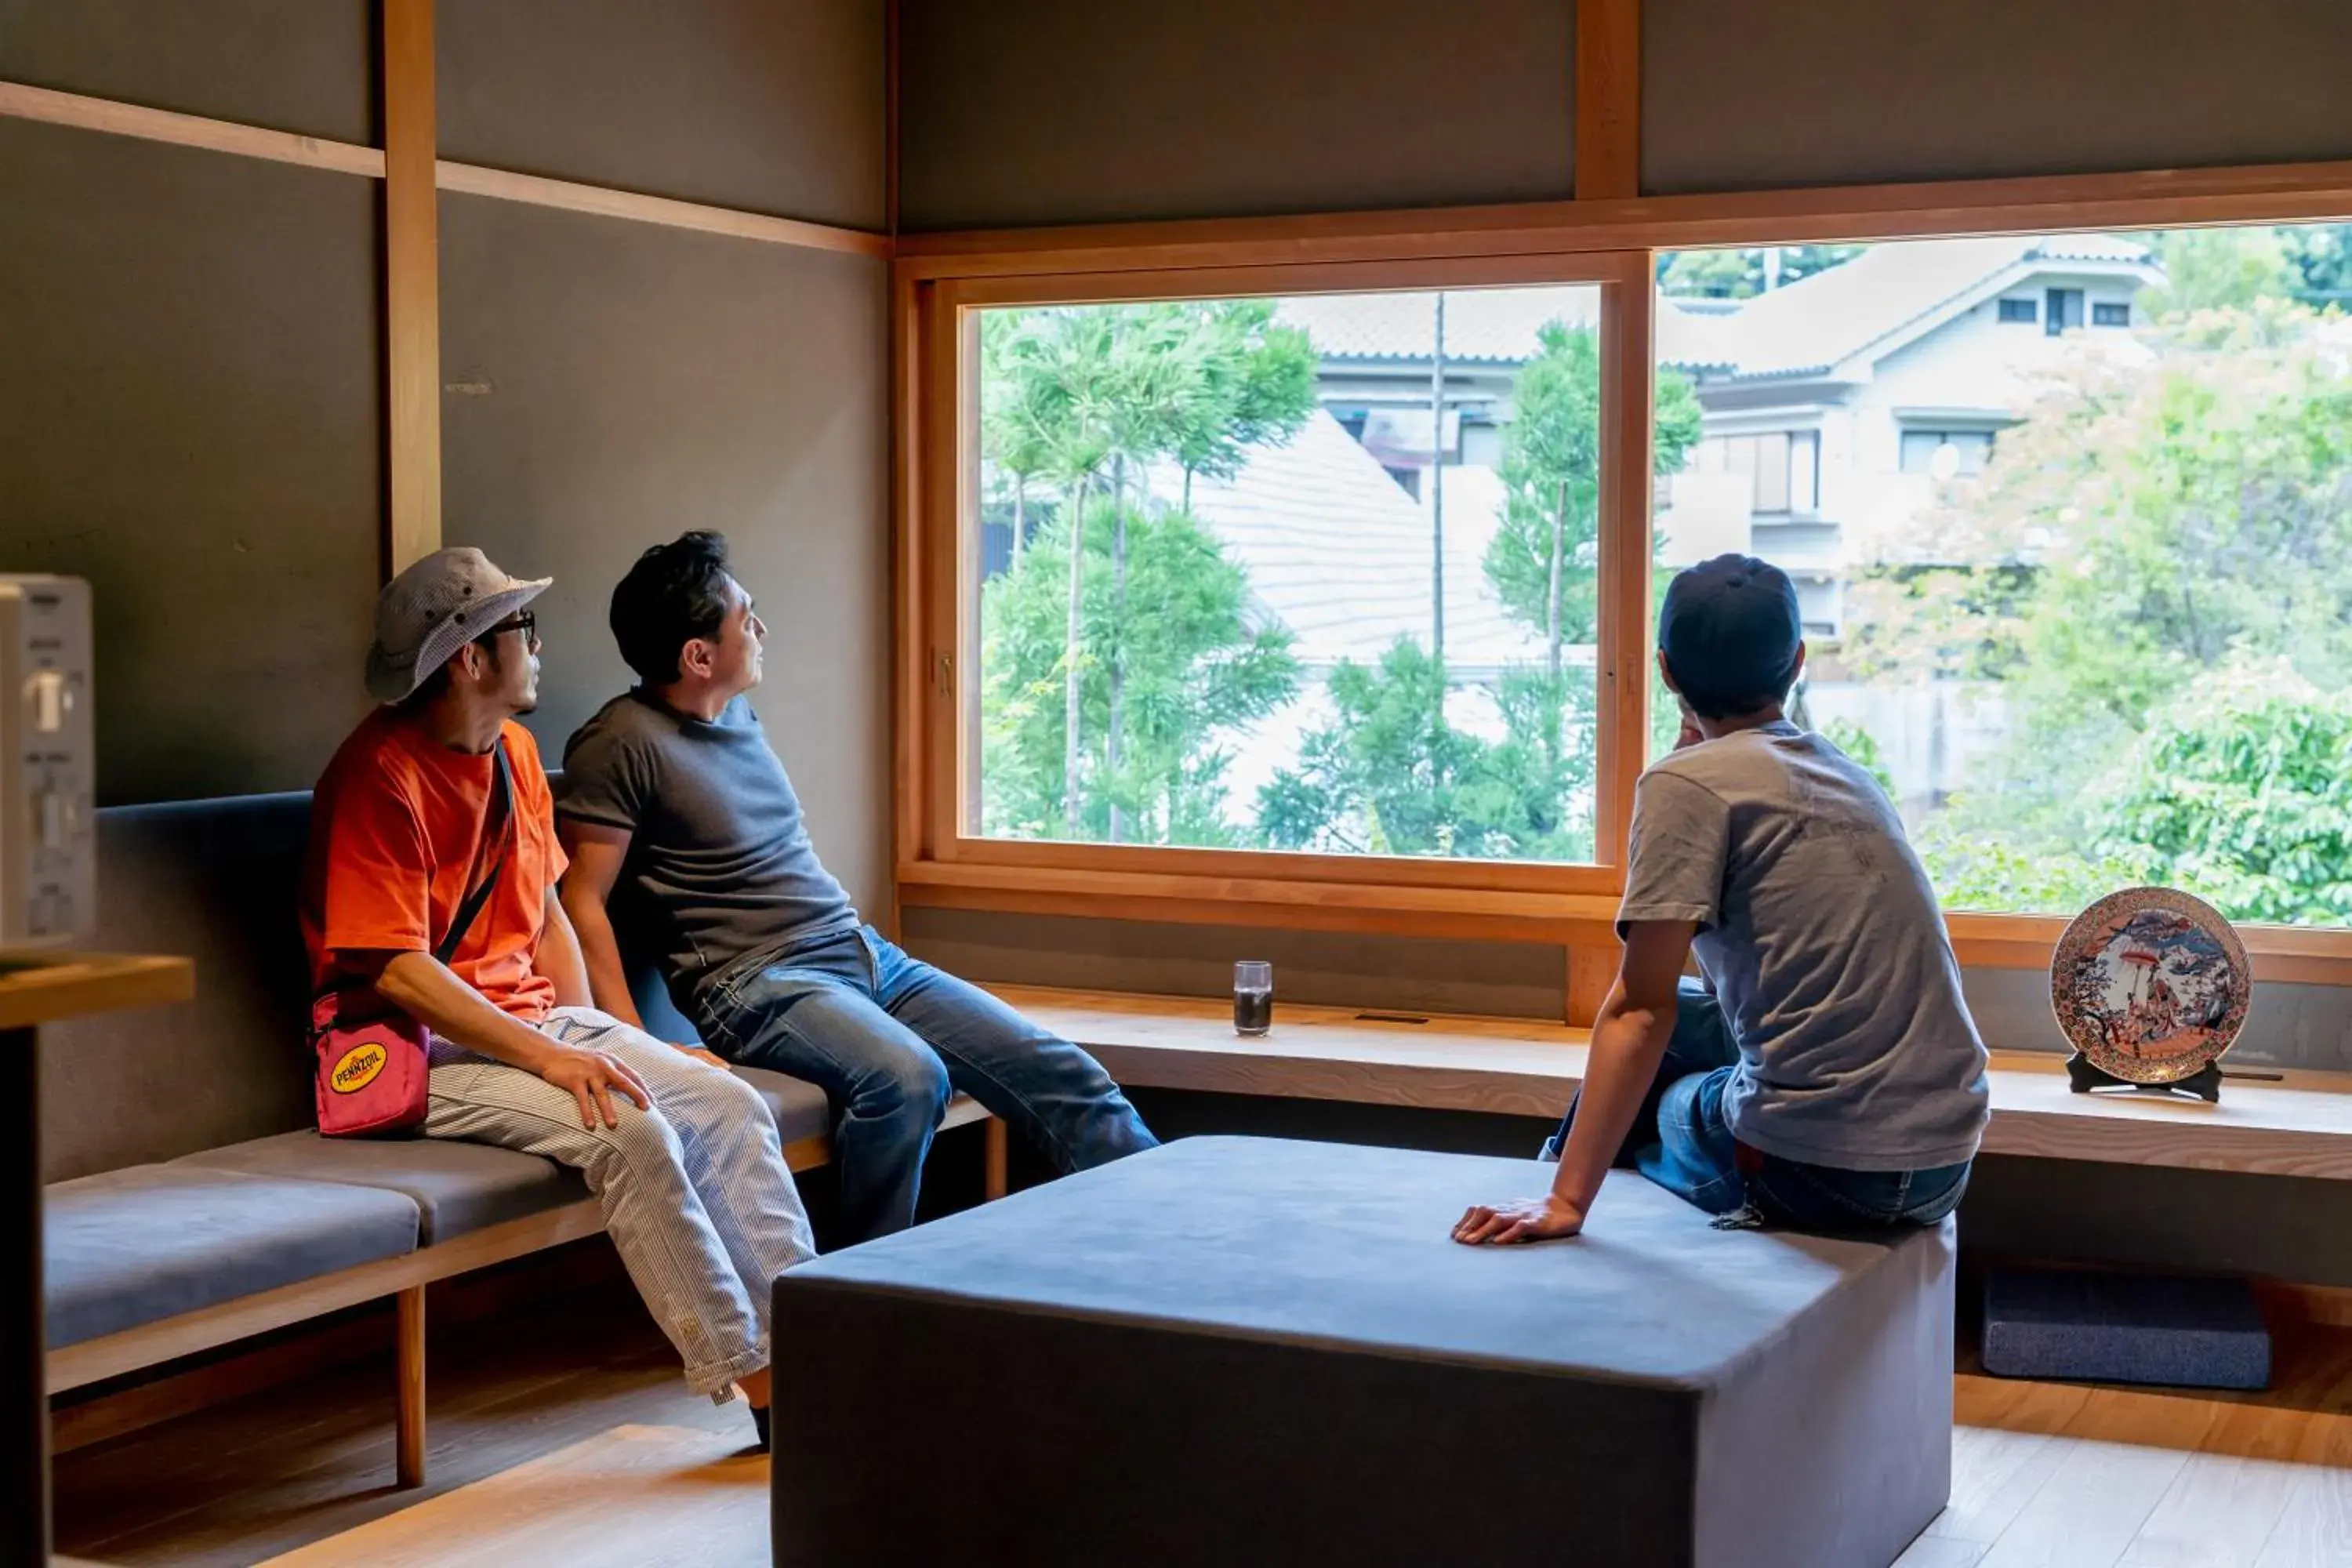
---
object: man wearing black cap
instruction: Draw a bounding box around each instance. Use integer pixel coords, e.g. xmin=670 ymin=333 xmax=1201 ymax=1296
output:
xmin=1456 ymin=554 xmax=1989 ymax=1244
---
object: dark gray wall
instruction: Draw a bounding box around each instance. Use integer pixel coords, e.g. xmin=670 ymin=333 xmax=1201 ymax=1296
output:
xmin=902 ymin=907 xmax=1570 ymax=1021
xmin=0 ymin=118 xmax=380 ymax=803
xmin=898 ymin=0 xmax=2352 ymax=231
xmin=1644 ymin=0 xmax=2352 ymax=195
xmin=895 ymin=0 xmax=1575 ymax=230
xmin=438 ymin=0 xmax=886 ymax=229
xmin=0 ymin=0 xmax=375 ymax=143
xmin=440 ymin=193 xmax=891 ymax=916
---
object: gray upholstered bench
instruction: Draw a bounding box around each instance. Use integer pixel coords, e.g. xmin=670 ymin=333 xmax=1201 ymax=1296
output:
xmin=45 ymin=1166 xmax=422 ymax=1348
xmin=42 ymin=789 xmax=1002 ymax=1491
xmin=773 ymin=1136 xmax=1955 ymax=1568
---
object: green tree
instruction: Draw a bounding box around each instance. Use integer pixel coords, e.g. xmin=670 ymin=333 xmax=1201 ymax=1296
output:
xmin=2085 ymin=655 xmax=2352 ymax=924
xmin=2138 ymin=227 xmax=2295 ymax=318
xmin=982 ymin=301 xmax=1316 ymax=840
xmin=1657 ymin=246 xmax=1864 ymax=299
xmin=1480 ymin=321 xmax=1702 ymax=793
xmin=1256 ymin=640 xmax=1595 ymax=861
xmin=982 ymin=498 xmax=1299 ymax=844
xmin=2277 ymin=223 xmax=2352 ymax=304
xmin=1164 ymin=301 xmax=1319 ymax=509
xmin=1848 ymin=303 xmax=2352 ymax=922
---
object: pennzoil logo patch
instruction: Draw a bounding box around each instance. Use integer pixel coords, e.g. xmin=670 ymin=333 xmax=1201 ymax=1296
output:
xmin=330 ymin=1040 xmax=390 ymax=1094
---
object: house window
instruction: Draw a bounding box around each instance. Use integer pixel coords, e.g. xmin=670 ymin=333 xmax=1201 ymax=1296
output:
xmin=1899 ymin=430 xmax=1995 ymax=477
xmin=2093 ymin=302 xmax=2131 ymax=327
xmin=1704 ymin=430 xmax=1820 ymax=514
xmin=1998 ymin=299 xmax=2038 ymax=324
xmin=2044 ymin=287 xmax=2085 ymax=336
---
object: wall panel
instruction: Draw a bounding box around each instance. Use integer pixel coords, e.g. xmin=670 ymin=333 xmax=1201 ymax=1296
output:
xmin=901 ymin=908 xmax=1570 ymax=1021
xmin=437 ymin=0 xmax=885 ymax=229
xmin=895 ymin=0 xmax=1575 ymax=230
xmin=0 ymin=0 xmax=374 ymax=144
xmin=1644 ymin=0 xmax=2352 ymax=196
xmin=0 ymin=119 xmax=381 ymax=803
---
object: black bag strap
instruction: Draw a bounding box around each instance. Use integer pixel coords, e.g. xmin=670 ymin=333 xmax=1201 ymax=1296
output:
xmin=433 ymin=740 xmax=514 ymax=966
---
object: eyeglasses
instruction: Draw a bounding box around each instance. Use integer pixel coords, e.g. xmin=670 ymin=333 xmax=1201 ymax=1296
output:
xmin=475 ymin=611 xmax=537 ymax=648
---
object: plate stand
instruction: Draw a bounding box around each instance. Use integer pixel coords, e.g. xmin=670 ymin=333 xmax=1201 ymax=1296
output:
xmin=2065 ymin=1053 xmax=2223 ymax=1104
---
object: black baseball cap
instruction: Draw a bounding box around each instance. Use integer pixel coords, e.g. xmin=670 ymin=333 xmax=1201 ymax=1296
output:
xmin=1657 ymin=554 xmax=1804 ymax=719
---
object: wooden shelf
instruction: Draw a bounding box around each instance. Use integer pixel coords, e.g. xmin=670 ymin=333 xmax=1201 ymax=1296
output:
xmin=995 ymin=985 xmax=2352 ymax=1181
xmin=0 ymin=954 xmax=192 ymax=1033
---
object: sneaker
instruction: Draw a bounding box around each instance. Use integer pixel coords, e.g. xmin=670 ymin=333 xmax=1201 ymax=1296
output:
xmin=750 ymin=1403 xmax=771 ymax=1452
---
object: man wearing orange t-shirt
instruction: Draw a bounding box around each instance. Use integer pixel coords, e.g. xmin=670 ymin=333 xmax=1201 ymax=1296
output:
xmin=303 ymin=547 xmax=813 ymax=1449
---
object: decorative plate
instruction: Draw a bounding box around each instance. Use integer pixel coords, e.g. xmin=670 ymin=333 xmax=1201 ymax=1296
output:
xmin=2049 ymin=887 xmax=2249 ymax=1084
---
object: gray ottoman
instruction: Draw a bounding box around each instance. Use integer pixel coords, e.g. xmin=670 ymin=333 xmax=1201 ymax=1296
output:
xmin=771 ymin=1137 xmax=1954 ymax=1568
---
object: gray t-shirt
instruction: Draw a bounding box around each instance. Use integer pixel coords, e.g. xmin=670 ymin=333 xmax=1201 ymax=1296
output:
xmin=559 ymin=691 xmax=858 ymax=995
xmin=1619 ymin=720 xmax=1989 ymax=1171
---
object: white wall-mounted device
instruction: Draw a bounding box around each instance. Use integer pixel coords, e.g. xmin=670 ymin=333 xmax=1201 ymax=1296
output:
xmin=0 ymin=576 xmax=95 ymax=951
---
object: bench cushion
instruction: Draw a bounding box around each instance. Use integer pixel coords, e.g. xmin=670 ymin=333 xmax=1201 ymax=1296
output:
xmin=45 ymin=1165 xmax=419 ymax=1348
xmin=173 ymin=1133 xmax=579 ymax=1244
xmin=735 ymin=1065 xmax=833 ymax=1147
xmin=772 ymin=1136 xmax=1955 ymax=1568
xmin=172 ymin=1064 xmax=829 ymax=1241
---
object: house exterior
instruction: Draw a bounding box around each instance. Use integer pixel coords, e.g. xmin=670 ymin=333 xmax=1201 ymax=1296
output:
xmin=1277 ymin=237 xmax=2161 ymax=639
xmin=1653 ymin=234 xmax=2163 ymax=636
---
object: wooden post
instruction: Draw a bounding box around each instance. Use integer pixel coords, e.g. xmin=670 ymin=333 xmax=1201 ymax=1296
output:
xmin=383 ymin=0 xmax=441 ymax=575
xmin=983 ymin=1119 xmax=1010 ymax=1201
xmin=3 ymin=1025 xmax=49 ymax=1567
xmin=1595 ymin=256 xmax=1657 ymax=869
xmin=395 ymin=1285 xmax=426 ymax=1488
xmin=1575 ymin=0 xmax=1642 ymax=201
xmin=1566 ymin=946 xmax=1618 ymax=1029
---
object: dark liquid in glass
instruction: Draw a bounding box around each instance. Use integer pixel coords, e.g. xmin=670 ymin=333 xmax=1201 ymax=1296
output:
xmin=1234 ymin=989 xmax=1274 ymax=1035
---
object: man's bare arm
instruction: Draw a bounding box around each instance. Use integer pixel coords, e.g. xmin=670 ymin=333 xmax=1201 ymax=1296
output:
xmin=1453 ymin=919 xmax=1697 ymax=1243
xmin=557 ymin=821 xmax=647 ymax=1030
xmin=535 ymin=883 xmax=594 ymax=1011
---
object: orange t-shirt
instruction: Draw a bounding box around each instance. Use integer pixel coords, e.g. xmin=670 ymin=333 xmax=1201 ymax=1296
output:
xmin=301 ymin=710 xmax=569 ymax=1023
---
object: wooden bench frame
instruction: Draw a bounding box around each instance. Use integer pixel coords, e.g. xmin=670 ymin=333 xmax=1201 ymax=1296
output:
xmin=45 ymin=1098 xmax=1006 ymax=1487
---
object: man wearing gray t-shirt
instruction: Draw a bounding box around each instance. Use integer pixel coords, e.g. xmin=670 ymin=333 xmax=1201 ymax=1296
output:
xmin=557 ymin=532 xmax=1157 ymax=1243
xmin=1457 ymin=554 xmax=1988 ymax=1246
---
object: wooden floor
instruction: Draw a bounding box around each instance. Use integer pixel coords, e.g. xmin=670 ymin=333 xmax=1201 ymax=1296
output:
xmin=53 ymin=1295 xmax=2352 ymax=1567
xmin=52 ymin=1293 xmax=748 ymax=1567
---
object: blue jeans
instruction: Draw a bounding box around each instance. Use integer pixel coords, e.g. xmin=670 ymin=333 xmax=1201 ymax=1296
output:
xmin=695 ymin=925 xmax=1158 ymax=1243
xmin=1542 ymin=981 xmax=1970 ymax=1233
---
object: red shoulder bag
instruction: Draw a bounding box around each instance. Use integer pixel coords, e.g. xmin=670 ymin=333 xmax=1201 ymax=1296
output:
xmin=312 ymin=742 xmax=514 ymax=1137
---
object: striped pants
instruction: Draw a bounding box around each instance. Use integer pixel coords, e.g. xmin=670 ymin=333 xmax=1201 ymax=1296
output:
xmin=423 ymin=1007 xmax=817 ymax=1399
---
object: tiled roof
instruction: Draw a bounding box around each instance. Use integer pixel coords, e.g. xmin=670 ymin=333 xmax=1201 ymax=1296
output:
xmin=1276 ymin=288 xmax=1739 ymax=373
xmin=1711 ymin=234 xmax=2158 ymax=380
xmin=1269 ymin=235 xmax=2158 ymax=381
xmin=1167 ymin=408 xmax=1546 ymax=673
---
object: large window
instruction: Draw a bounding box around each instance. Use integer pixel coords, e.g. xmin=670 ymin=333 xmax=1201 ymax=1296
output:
xmin=967 ymin=281 xmax=1626 ymax=865
xmin=1654 ymin=222 xmax=2352 ymax=927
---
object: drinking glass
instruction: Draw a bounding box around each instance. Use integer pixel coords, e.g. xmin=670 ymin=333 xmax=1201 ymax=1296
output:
xmin=1233 ymin=960 xmax=1274 ymax=1036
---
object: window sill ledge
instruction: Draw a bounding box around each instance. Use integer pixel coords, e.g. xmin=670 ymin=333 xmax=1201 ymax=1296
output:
xmin=995 ymin=984 xmax=2352 ymax=1182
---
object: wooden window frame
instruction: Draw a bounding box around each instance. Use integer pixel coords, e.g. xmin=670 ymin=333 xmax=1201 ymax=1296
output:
xmin=909 ymin=252 xmax=1650 ymax=911
xmin=894 ymin=158 xmax=2352 ymax=987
